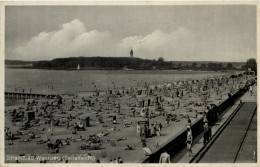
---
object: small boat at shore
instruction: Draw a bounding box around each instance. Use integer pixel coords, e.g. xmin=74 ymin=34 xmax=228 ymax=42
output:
xmin=122 ymin=66 xmax=133 ymax=71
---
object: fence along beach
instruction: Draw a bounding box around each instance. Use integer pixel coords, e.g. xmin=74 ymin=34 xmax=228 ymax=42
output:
xmin=4 ymin=70 xmax=255 ymax=163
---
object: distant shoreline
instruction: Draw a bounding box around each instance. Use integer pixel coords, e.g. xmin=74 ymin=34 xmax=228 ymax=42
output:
xmin=6 ymin=66 xmax=119 ymax=70
xmin=5 ymin=66 xmax=230 ymax=73
xmin=5 ymin=57 xmax=247 ymax=72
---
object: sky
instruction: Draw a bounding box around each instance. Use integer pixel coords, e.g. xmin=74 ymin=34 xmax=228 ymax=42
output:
xmin=5 ymin=5 xmax=257 ymax=62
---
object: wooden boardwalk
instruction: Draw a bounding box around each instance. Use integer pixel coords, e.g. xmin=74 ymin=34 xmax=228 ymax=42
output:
xmin=5 ymin=92 xmax=57 ymax=99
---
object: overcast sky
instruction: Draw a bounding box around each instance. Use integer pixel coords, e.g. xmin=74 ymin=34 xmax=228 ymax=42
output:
xmin=5 ymin=5 xmax=257 ymax=62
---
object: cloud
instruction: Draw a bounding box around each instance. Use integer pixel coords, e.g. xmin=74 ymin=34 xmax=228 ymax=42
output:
xmin=10 ymin=19 xmax=116 ymax=60
xmin=116 ymin=27 xmax=195 ymax=60
xmin=7 ymin=19 xmax=256 ymax=62
xmin=9 ymin=19 xmax=196 ymax=61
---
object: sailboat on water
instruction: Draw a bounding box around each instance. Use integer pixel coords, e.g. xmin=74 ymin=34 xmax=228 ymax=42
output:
xmin=77 ymin=64 xmax=80 ymax=70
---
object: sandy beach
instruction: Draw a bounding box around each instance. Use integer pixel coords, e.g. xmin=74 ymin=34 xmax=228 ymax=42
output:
xmin=5 ymin=71 xmax=251 ymax=163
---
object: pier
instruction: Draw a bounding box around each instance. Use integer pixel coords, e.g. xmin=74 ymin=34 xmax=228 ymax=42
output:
xmin=5 ymin=92 xmax=57 ymax=99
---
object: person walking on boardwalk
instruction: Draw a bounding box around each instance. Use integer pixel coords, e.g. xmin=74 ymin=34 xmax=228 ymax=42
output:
xmin=159 ymin=151 xmax=171 ymax=163
xmin=186 ymin=128 xmax=193 ymax=156
xmin=249 ymin=85 xmax=253 ymax=96
xmin=203 ymin=122 xmax=209 ymax=145
xmin=203 ymin=112 xmax=208 ymax=124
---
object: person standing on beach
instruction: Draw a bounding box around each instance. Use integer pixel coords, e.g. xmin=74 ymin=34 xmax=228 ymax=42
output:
xmin=159 ymin=151 xmax=171 ymax=163
xmin=133 ymin=108 xmax=136 ymax=117
xmin=137 ymin=123 xmax=141 ymax=137
xmin=50 ymin=120 xmax=53 ymax=135
xmin=66 ymin=120 xmax=70 ymax=129
xmin=8 ymin=132 xmax=14 ymax=145
xmin=118 ymin=103 xmax=121 ymax=113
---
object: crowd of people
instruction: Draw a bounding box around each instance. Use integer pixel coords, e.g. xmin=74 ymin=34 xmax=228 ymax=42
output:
xmin=5 ymin=73 xmax=255 ymax=163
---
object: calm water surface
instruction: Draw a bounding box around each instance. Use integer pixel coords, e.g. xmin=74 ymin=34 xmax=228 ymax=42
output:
xmin=5 ymin=68 xmax=228 ymax=95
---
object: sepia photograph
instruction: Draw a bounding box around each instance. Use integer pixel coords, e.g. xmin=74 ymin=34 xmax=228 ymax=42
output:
xmin=2 ymin=3 xmax=258 ymax=164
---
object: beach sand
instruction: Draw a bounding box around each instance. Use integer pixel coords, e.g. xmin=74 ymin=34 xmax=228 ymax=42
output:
xmin=5 ymin=74 xmax=248 ymax=163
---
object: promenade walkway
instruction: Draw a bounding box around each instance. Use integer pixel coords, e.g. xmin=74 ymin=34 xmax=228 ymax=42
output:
xmin=171 ymin=85 xmax=257 ymax=163
xmin=197 ymin=102 xmax=256 ymax=163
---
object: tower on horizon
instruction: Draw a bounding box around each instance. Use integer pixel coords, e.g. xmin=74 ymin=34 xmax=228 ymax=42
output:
xmin=130 ymin=49 xmax=133 ymax=58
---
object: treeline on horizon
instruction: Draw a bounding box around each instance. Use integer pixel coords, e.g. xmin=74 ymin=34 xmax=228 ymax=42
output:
xmin=5 ymin=57 xmax=256 ymax=72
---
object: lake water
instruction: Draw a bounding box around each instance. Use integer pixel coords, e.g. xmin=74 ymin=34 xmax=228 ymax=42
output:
xmin=5 ymin=68 xmax=228 ymax=95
